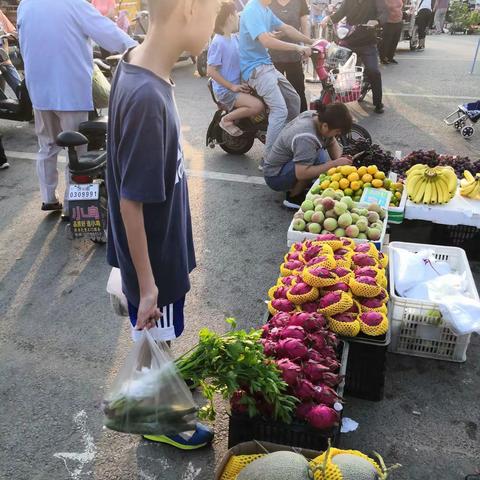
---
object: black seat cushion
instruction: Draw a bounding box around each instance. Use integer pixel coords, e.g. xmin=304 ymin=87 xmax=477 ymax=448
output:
xmin=70 ymin=151 xmax=107 ymax=173
xmin=0 ymin=98 xmax=20 ymax=114
xmin=79 ymin=116 xmax=108 ymax=136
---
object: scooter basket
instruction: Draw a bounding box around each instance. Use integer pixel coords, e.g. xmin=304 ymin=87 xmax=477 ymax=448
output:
xmin=325 ymin=44 xmax=353 ymax=70
xmin=330 ymin=67 xmax=364 ymax=104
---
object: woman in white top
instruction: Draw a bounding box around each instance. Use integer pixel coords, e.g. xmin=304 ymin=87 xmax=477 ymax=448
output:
xmin=415 ymin=0 xmax=432 ymax=50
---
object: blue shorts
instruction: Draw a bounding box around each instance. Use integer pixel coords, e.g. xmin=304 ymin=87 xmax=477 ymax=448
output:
xmin=264 ymin=150 xmax=329 ymax=192
xmin=128 ymin=297 xmax=185 ymax=342
xmin=216 ymin=90 xmax=239 ymax=112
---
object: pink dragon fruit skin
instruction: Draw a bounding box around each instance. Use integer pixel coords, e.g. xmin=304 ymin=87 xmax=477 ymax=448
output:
xmin=313 ymin=385 xmax=341 ymax=406
xmin=276 ymin=358 xmax=302 ymax=386
xmin=261 ymin=324 xmax=270 ymax=338
xmin=316 ymin=233 xmax=337 ymax=241
xmin=332 ymin=312 xmax=357 ymax=323
xmin=303 ymin=245 xmax=323 ymax=262
xmin=279 ymin=276 xmax=296 ymax=287
xmin=306 ymin=405 xmax=339 ymax=429
xmin=296 ymin=402 xmax=315 ymax=420
xmin=352 ymin=253 xmax=377 ymax=267
xmin=294 ymin=378 xmax=316 ymax=400
xmin=273 ymin=286 xmax=290 ymax=299
xmin=278 ymin=338 xmax=309 ymax=360
xmin=377 ymin=289 xmax=388 ymax=301
xmin=354 ymin=266 xmax=378 ymax=278
xmin=272 ymin=298 xmax=296 ymax=312
xmin=308 ymin=332 xmax=327 ymax=351
xmin=288 ymin=312 xmax=312 ymax=328
xmin=291 ymin=242 xmax=304 ymax=252
xmin=321 ymin=372 xmax=343 ymax=387
xmin=360 ymin=311 xmax=384 ymax=326
xmin=303 ymin=313 xmax=328 ymax=332
xmin=303 ymin=359 xmax=331 ymax=382
xmin=360 ymin=297 xmax=383 ymax=309
xmin=334 ymin=248 xmax=350 ymax=256
xmin=285 ymin=260 xmax=304 ymax=270
xmin=355 ymin=275 xmax=378 ymax=286
xmin=321 ymin=357 xmax=341 ymax=372
xmin=319 ymin=291 xmax=342 ymax=308
xmin=333 ymin=267 xmax=351 ymax=277
xmin=323 ymin=282 xmax=350 ymax=293
xmin=269 ymin=312 xmax=292 ymax=328
xmin=307 ymin=256 xmax=329 ymax=267
xmin=286 ymin=251 xmax=302 ymax=261
xmin=261 ymin=339 xmax=276 ymax=357
xmin=280 ymin=325 xmax=306 ymax=341
xmin=290 ymin=282 xmax=312 ymax=295
xmin=354 ymin=243 xmax=372 ymax=254
xmin=301 ymin=301 xmax=322 ymax=314
xmin=310 ymin=267 xmax=333 ymax=278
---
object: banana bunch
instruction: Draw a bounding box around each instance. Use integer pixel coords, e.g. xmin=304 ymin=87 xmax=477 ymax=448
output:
xmin=406 ymin=164 xmax=457 ymax=205
xmin=460 ymin=170 xmax=480 ymax=199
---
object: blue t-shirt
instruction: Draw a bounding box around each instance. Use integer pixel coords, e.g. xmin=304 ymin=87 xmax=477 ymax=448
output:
xmin=239 ymin=0 xmax=284 ymax=80
xmin=207 ymin=34 xmax=241 ymax=98
xmin=106 ymin=57 xmax=196 ymax=308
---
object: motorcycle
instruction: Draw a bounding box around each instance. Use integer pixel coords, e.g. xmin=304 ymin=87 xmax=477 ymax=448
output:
xmin=56 ymin=130 xmax=108 ymax=244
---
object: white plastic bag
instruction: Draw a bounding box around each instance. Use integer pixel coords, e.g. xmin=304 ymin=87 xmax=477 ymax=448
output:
xmin=437 ymin=295 xmax=480 ymax=335
xmin=103 ymin=331 xmax=198 ymax=435
xmin=107 ymin=268 xmax=129 ymax=317
xmin=334 ymin=53 xmax=357 ymax=91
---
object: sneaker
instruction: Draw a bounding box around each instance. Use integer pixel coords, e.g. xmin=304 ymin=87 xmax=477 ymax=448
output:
xmin=0 ymin=160 xmax=9 ymax=170
xmin=283 ymin=191 xmax=306 ymax=210
xmin=374 ymin=104 xmax=385 ymax=114
xmin=388 ymin=58 xmax=398 ymax=64
xmin=143 ymin=422 xmax=214 ymax=450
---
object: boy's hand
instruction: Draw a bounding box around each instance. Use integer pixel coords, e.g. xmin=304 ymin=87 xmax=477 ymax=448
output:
xmin=332 ymin=156 xmax=353 ymax=167
xmin=231 ymin=84 xmax=251 ymax=94
xmin=297 ymin=45 xmax=312 ymax=58
xmin=136 ymin=286 xmax=161 ymax=330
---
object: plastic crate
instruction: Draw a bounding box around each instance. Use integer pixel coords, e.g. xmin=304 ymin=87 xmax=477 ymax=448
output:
xmin=388 ymin=242 xmax=478 ymax=362
xmin=431 ymin=224 xmax=480 ymax=261
xmin=228 ymin=342 xmax=349 ymax=451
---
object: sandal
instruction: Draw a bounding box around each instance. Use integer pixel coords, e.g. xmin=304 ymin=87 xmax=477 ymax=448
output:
xmin=41 ymin=201 xmax=63 ymax=212
xmin=219 ymin=118 xmax=243 ymax=137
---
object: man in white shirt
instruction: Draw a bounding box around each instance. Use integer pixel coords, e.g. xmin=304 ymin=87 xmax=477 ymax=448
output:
xmin=18 ymin=0 xmax=136 ymax=213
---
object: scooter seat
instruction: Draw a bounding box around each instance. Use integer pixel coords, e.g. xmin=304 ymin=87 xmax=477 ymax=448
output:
xmin=70 ymin=151 xmax=107 ymax=174
xmin=0 ymin=98 xmax=20 ymax=114
xmin=79 ymin=116 xmax=108 ymax=137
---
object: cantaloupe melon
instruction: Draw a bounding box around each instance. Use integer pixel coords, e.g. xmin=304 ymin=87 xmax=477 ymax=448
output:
xmin=237 ymin=451 xmax=312 ymax=480
xmin=331 ymin=454 xmax=379 ymax=480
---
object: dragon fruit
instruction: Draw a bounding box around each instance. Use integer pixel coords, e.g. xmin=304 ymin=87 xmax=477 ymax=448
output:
xmin=321 ymin=372 xmax=343 ymax=387
xmin=377 ymin=289 xmax=388 ymax=301
xmin=290 ymin=242 xmax=303 ymax=252
xmin=277 ymin=338 xmax=309 ymax=360
xmin=308 ymin=331 xmax=328 ymax=351
xmin=325 ymin=331 xmax=340 ymax=348
xmin=271 ymin=298 xmax=296 ymax=312
xmin=261 ymin=324 xmax=270 ymax=338
xmin=306 ymin=405 xmax=339 ymax=429
xmin=316 ymin=233 xmax=337 ymax=241
xmin=230 ymin=390 xmax=249 ymax=414
xmin=334 ymin=248 xmax=350 ymax=256
xmin=266 ymin=327 xmax=282 ymax=341
xmin=303 ymin=245 xmax=323 ymax=262
xmin=355 ymin=276 xmax=378 ymax=286
xmin=331 ymin=312 xmax=357 ymax=323
xmin=307 ymin=256 xmax=330 ymax=267
xmin=289 ymin=282 xmax=312 ymax=295
xmin=320 ymin=357 xmax=341 ymax=372
xmin=303 ymin=359 xmax=331 ymax=382
xmin=286 ymin=251 xmax=302 ymax=261
xmin=314 ymin=345 xmax=337 ymax=358
xmin=360 ymin=311 xmax=384 ymax=326
xmin=285 ymin=260 xmax=304 ymax=271
xmin=278 ymin=275 xmax=297 ymax=287
xmin=310 ymin=267 xmax=334 ymax=278
xmin=345 ymin=302 xmax=360 ymax=314
xmin=314 ymin=385 xmax=342 ymax=406
xmin=352 ymin=253 xmax=377 ymax=267
xmin=319 ymin=292 xmax=342 ymax=308
xmin=269 ymin=312 xmax=292 ymax=328
xmin=359 ymin=297 xmax=384 ymax=309
xmin=354 ymin=266 xmax=378 ymax=278
xmin=332 ymin=267 xmax=351 ymax=277
xmin=261 ymin=339 xmax=277 ymax=357
xmin=294 ymin=378 xmax=316 ymax=400
xmin=272 ymin=286 xmax=290 ymax=299
xmin=276 ymin=358 xmax=301 ymax=386
xmin=296 ymin=402 xmax=315 ymax=420
xmin=322 ymin=282 xmax=350 ymax=293
xmin=303 ymin=313 xmax=328 ymax=332
xmin=301 ymin=301 xmax=322 ymax=314
xmin=354 ymin=243 xmax=374 ymax=254
xmin=280 ymin=325 xmax=306 ymax=341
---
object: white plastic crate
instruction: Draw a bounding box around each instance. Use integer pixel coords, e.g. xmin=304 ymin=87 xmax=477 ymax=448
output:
xmin=388 ymin=241 xmax=478 ymax=362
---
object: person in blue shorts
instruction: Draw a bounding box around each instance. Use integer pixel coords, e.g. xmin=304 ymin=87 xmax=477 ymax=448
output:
xmin=106 ymin=0 xmax=219 ymax=450
xmin=207 ymin=2 xmax=264 ymax=137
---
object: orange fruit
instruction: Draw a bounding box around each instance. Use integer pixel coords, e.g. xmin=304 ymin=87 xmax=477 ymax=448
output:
xmin=330 ymin=181 xmax=340 ymax=190
xmin=374 ymin=171 xmax=386 ymax=180
xmin=372 ymin=179 xmax=384 ymax=188
xmin=320 ymin=180 xmax=331 ymax=189
xmin=331 ymin=173 xmax=343 ymax=182
xmin=350 ymin=181 xmax=361 ymax=191
xmin=327 ymin=167 xmax=337 ymax=176
xmin=357 ymin=166 xmax=367 ymax=176
xmin=361 ymin=173 xmax=373 ymax=183
xmin=347 ymin=172 xmax=360 ymax=182
xmin=367 ymin=165 xmax=378 ymax=175
xmin=339 ymin=178 xmax=350 ymax=189
xmin=340 ymin=165 xmax=351 ymax=176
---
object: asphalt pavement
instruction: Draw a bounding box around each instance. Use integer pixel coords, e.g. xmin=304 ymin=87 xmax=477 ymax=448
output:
xmin=0 ymin=34 xmax=479 ymax=480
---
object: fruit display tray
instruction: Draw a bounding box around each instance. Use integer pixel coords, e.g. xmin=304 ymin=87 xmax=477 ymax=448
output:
xmin=404 ymin=189 xmax=480 ymax=228
xmin=387 ymin=187 xmax=408 ymax=225
xmin=227 ymin=342 xmax=349 ymax=451
xmin=388 ymin=242 xmax=477 ymax=362
xmin=286 ymin=202 xmax=389 ymax=250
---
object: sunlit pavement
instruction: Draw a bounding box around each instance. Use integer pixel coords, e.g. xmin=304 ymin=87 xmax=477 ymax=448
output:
xmin=0 ymin=34 xmax=479 ymax=479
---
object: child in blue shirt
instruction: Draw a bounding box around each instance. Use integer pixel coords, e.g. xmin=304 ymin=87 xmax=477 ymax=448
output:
xmin=207 ymin=1 xmax=264 ymax=137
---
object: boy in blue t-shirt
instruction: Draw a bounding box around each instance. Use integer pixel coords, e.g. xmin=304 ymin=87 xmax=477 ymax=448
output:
xmin=106 ymin=0 xmax=219 ymax=449
xmin=207 ymin=1 xmax=264 ymax=136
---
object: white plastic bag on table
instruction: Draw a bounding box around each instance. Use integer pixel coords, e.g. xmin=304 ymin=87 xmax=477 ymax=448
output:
xmin=107 ymin=268 xmax=129 ymax=317
xmin=102 ymin=331 xmax=198 ymax=435
xmin=333 ymin=52 xmax=357 ymax=91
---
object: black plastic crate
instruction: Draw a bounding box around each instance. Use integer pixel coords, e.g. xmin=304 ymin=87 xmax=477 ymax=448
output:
xmin=344 ymin=342 xmax=387 ymax=401
xmin=228 ymin=413 xmax=341 ymax=451
xmin=431 ymin=224 xmax=480 ymax=261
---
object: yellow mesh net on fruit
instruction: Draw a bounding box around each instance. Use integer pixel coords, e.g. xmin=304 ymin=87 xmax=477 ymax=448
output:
xmin=349 ymin=278 xmax=382 ymax=298
xmin=302 ymin=242 xmax=334 ymax=256
xmin=310 ymin=448 xmax=384 ymax=480
xmin=359 ymin=303 xmax=388 ymax=314
xmin=319 ymin=292 xmax=354 ymax=316
xmin=287 ymin=286 xmax=320 ymax=305
xmin=280 ymin=263 xmax=303 ymax=277
xmin=379 ymin=252 xmax=389 ymax=268
xmin=335 ymin=271 xmax=353 ymax=284
xmin=360 ymin=315 xmax=389 ymax=336
xmin=334 ymin=255 xmax=353 ymax=269
xmin=328 ymin=317 xmax=361 ymax=336
xmin=219 ymin=454 xmax=266 ymax=480
xmin=276 ymin=276 xmax=298 ymax=287
xmin=321 ymin=240 xmax=344 ymax=250
xmin=302 ymin=268 xmax=339 ymax=288
xmin=354 ymin=243 xmax=379 ymax=259
xmin=267 ymin=301 xmax=297 ymax=316
xmin=339 ymin=237 xmax=355 ymax=249
xmin=302 ymin=255 xmax=337 ymax=270
xmin=268 ymin=285 xmax=280 ymax=299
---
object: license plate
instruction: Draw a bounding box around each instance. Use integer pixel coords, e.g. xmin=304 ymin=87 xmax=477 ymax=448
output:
xmin=68 ymin=183 xmax=99 ymax=201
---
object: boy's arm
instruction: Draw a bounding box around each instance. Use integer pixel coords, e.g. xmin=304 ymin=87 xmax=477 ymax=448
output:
xmin=207 ymin=65 xmax=250 ymax=93
xmin=327 ymin=137 xmax=343 ymax=160
xmin=258 ymin=33 xmax=312 ymax=55
xmin=277 ymin=23 xmax=313 ymax=44
xmin=120 ymin=199 xmax=161 ymax=330
xmin=295 ymin=157 xmax=353 ymax=180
